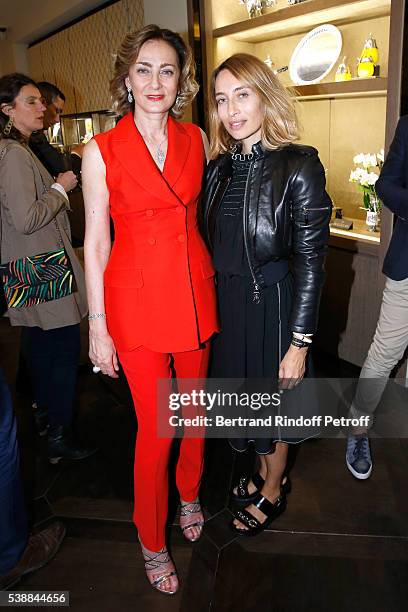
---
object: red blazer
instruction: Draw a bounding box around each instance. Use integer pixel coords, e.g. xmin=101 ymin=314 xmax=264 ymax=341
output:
xmin=93 ymin=113 xmax=219 ymax=353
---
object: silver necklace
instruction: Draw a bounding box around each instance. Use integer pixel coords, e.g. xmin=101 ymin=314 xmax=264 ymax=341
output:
xmin=156 ymin=138 xmax=167 ymax=165
xmin=144 ymin=134 xmax=167 ymax=165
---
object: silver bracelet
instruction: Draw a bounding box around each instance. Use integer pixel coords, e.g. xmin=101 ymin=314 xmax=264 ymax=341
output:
xmin=292 ymin=332 xmax=313 ymax=344
xmin=88 ymin=312 xmax=106 ymax=321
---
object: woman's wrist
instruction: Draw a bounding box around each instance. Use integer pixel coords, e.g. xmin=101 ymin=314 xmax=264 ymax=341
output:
xmin=88 ymin=317 xmax=109 ymax=334
xmin=289 ymin=342 xmax=309 ymax=352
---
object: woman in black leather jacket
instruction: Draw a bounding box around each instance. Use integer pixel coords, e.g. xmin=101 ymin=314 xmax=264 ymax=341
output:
xmin=201 ymin=54 xmax=332 ymax=536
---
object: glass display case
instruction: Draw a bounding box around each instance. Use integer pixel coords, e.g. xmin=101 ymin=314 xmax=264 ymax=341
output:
xmin=60 ymin=110 xmax=119 ymax=150
xmin=41 ymin=111 xmax=118 ymax=248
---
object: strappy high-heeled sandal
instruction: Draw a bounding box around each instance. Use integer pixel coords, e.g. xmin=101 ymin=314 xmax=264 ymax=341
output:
xmin=180 ymin=499 xmax=205 ymax=542
xmin=231 ymin=473 xmax=291 ymax=506
xmin=231 ymin=490 xmax=287 ymax=537
xmin=140 ymin=543 xmax=179 ymax=595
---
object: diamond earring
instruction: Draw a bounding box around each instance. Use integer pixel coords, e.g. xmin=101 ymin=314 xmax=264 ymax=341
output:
xmin=127 ymin=85 xmax=133 ymax=103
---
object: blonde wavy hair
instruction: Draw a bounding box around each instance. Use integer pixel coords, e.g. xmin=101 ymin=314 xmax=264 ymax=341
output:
xmin=110 ymin=24 xmax=198 ymax=119
xmin=209 ymin=54 xmax=299 ymax=159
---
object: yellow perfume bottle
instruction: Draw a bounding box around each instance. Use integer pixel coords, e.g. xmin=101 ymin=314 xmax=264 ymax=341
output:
xmin=357 ymin=56 xmax=375 ymax=78
xmin=361 ymin=33 xmax=379 ymax=64
xmin=335 ymin=56 xmax=351 ymax=82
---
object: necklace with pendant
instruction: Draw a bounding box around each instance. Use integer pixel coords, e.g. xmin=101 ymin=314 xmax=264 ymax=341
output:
xmin=156 ymin=139 xmax=166 ymax=164
xmin=144 ymin=133 xmax=167 ymax=165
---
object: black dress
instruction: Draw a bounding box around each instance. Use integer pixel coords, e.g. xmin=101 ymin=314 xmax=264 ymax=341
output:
xmin=211 ymin=149 xmax=316 ymax=453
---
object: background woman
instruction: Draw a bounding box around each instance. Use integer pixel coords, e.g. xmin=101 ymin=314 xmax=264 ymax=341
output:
xmin=82 ymin=26 xmax=218 ymax=595
xmin=201 ymin=54 xmax=331 ymax=535
xmin=0 ymin=73 xmax=90 ymax=463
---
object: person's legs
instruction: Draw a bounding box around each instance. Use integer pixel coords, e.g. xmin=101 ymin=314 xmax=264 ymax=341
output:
xmin=118 ymin=346 xmax=178 ymax=595
xmin=173 ymin=343 xmax=209 ymax=501
xmin=0 ymin=369 xmax=28 ymax=576
xmin=25 ymin=324 xmax=94 ymax=462
xmin=0 ymin=368 xmax=66 ymax=590
xmin=15 ymin=329 xmax=33 ymax=399
xmin=24 ymin=324 xmax=80 ymax=426
xmin=172 ymin=342 xmax=210 ymax=541
xmin=119 ymin=346 xmax=174 ymax=551
xmin=233 ymin=442 xmax=288 ymax=532
xmin=24 ymin=326 xmax=53 ymax=412
xmin=347 ymin=277 xmax=408 ymax=479
xmin=46 ymin=324 xmax=81 ymax=427
xmin=350 ymin=277 xmax=408 ymax=421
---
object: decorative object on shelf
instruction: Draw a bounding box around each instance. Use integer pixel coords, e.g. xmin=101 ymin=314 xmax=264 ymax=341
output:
xmin=289 ymin=24 xmax=342 ymax=85
xmin=335 ymin=56 xmax=351 ymax=81
xmin=238 ymin=0 xmax=276 ymax=19
xmin=361 ymin=33 xmax=379 ymax=63
xmin=264 ymin=55 xmax=289 ymax=75
xmin=357 ymin=33 xmax=380 ymax=78
xmin=349 ymin=150 xmax=384 ymax=232
xmin=331 ymin=218 xmax=354 ymax=231
xmin=357 ymin=56 xmax=375 ymax=78
xmin=264 ymin=55 xmax=274 ymax=69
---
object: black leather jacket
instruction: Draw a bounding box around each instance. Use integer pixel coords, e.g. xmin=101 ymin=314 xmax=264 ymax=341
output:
xmin=200 ymin=142 xmax=332 ymax=334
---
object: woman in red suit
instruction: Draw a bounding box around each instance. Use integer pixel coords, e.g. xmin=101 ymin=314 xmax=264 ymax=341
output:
xmin=82 ymin=25 xmax=218 ymax=595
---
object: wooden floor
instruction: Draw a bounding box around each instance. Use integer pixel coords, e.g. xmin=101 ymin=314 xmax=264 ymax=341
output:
xmin=1 ymin=319 xmax=407 ymax=611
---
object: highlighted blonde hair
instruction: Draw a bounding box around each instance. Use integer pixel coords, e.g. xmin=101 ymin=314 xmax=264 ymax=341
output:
xmin=209 ymin=53 xmax=299 ymax=159
xmin=110 ymin=24 xmax=198 ymax=119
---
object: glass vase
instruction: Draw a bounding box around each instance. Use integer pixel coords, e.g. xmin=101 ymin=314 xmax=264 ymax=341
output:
xmin=365 ymin=208 xmax=379 ymax=232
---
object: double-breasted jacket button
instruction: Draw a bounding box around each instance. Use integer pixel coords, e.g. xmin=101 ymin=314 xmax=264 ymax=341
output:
xmin=146 ymin=209 xmax=154 ymax=217
xmin=148 ymin=237 xmax=156 ymax=245
xmin=176 ymin=206 xmax=184 ymax=214
xmin=177 ymin=234 xmax=186 ymax=243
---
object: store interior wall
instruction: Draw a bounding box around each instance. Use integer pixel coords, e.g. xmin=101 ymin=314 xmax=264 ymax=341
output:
xmin=0 ymin=0 xmax=189 ymax=73
xmin=143 ymin=0 xmax=189 ymax=39
xmin=0 ymin=0 xmax=106 ymax=74
xmin=0 ymin=0 xmax=191 ymax=119
xmin=143 ymin=0 xmax=192 ymax=120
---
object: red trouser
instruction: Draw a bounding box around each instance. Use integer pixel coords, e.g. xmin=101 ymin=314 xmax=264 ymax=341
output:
xmin=118 ymin=343 xmax=209 ymax=551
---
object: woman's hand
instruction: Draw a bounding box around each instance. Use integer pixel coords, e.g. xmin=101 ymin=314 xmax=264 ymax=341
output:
xmin=89 ymin=327 xmax=119 ymax=378
xmin=56 ymin=171 xmax=77 ymax=192
xmin=278 ymin=344 xmax=308 ymax=390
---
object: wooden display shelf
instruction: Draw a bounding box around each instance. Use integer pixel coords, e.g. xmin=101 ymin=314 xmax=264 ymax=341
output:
xmin=330 ymin=217 xmax=381 ymax=244
xmin=213 ymin=0 xmax=391 ymax=42
xmin=292 ymin=77 xmax=387 ymax=99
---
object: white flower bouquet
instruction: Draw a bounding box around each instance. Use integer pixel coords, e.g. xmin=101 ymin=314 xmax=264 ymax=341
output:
xmin=349 ymin=150 xmax=384 ymax=211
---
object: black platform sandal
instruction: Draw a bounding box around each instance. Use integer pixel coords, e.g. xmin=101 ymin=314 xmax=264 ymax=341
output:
xmin=231 ymin=491 xmax=287 ymax=537
xmin=231 ymin=473 xmax=291 ymax=506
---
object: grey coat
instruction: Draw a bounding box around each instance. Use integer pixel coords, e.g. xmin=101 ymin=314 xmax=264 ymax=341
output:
xmin=0 ymin=138 xmax=87 ymax=329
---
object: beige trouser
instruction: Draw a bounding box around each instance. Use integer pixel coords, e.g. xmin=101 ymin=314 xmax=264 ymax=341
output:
xmin=350 ymin=277 xmax=408 ymax=423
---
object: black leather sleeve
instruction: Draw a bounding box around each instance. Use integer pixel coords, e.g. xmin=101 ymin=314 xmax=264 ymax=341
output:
xmin=199 ymin=157 xmax=226 ymax=250
xmin=289 ymin=152 xmax=332 ymax=334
